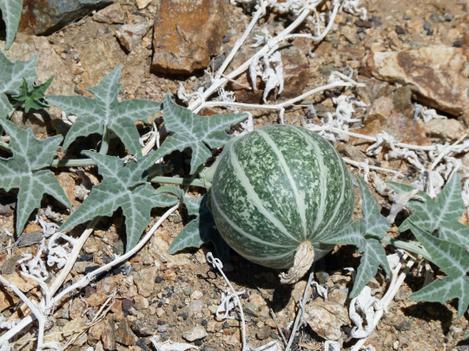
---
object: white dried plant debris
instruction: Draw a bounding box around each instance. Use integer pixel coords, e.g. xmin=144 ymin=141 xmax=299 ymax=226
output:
xmin=61 ymin=111 xmax=77 ymax=126
xmin=36 ymin=206 xmax=63 ymax=224
xmin=366 ymin=132 xmax=395 ymax=156
xmin=18 ymin=239 xmax=49 ymax=282
xmin=312 ymin=280 xmax=328 ymax=299
xmin=35 ymin=215 xmax=60 ymax=238
xmin=307 ymin=91 xmax=366 ymax=143
xmin=150 ymin=336 xmax=199 ymax=351
xmin=235 ymin=112 xmax=254 ymax=136
xmin=74 ymin=184 xmax=90 ymax=201
xmin=324 ymin=340 xmax=341 ymax=351
xmin=251 ymin=340 xmax=281 ymax=351
xmin=462 ymin=178 xmax=469 ymax=217
xmin=0 ymin=341 xmax=10 ymax=351
xmin=349 ymin=286 xmax=378 ymax=339
xmin=249 ymin=30 xmax=285 ymax=102
xmin=231 ymin=0 xmax=322 ymax=15
xmin=0 ymin=316 xmax=18 ymax=331
xmin=206 ymin=252 xmax=248 ymax=350
xmin=215 ymin=87 xmax=237 ymax=104
xmin=215 ymin=290 xmax=246 ymax=320
xmin=342 ymin=0 xmax=367 ymax=20
xmin=413 ymin=103 xmax=446 ymax=123
xmin=47 ymin=233 xmax=75 ymax=269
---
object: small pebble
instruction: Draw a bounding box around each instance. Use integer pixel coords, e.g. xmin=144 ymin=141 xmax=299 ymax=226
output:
xmin=256 ymin=326 xmax=272 ymax=340
xmin=183 ymin=326 xmax=208 ymax=342
xmin=395 ymin=25 xmax=406 ymax=35
xmin=423 ymin=21 xmax=433 ymax=35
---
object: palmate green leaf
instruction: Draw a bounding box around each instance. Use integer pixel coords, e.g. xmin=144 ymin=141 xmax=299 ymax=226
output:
xmin=409 ymin=223 xmax=469 ymax=316
xmin=323 ymin=221 xmax=390 ymax=297
xmin=0 ymin=50 xmax=37 ymax=118
xmin=48 ymin=66 xmax=161 ymax=155
xmin=60 ymin=151 xmax=179 ymax=250
xmin=156 ymin=96 xmax=247 ymax=174
xmin=322 ymin=178 xmax=390 ymax=297
xmin=0 ymin=0 xmax=23 ymax=49
xmin=168 ymin=194 xmax=214 ymax=254
xmin=395 ymin=174 xmax=469 ymax=248
xmin=0 ymin=119 xmax=70 ymax=234
xmin=357 ymin=177 xmax=389 ymax=238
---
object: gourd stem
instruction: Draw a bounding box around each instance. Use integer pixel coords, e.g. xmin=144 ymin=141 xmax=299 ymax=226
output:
xmin=279 ymin=241 xmax=315 ymax=284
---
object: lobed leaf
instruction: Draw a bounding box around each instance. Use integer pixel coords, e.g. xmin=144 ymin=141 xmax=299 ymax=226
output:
xmin=0 ymin=50 xmax=37 ymax=118
xmin=357 ymin=177 xmax=389 ymax=239
xmin=48 ymin=66 xmax=161 ymax=155
xmin=0 ymin=0 xmax=23 ymax=49
xmin=322 ymin=178 xmax=390 ymax=297
xmin=60 ymin=151 xmax=178 ymax=250
xmin=155 ymin=96 xmax=247 ymax=174
xmin=0 ymin=119 xmax=70 ymax=233
xmin=396 ymin=174 xmax=469 ymax=248
xmin=409 ymin=223 xmax=469 ymax=316
xmin=323 ymin=221 xmax=390 ymax=297
xmin=168 ymin=193 xmax=215 ymax=254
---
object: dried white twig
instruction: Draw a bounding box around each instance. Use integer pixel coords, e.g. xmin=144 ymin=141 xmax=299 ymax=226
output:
xmin=284 ymin=271 xmax=315 ymax=351
xmin=206 ymin=252 xmax=248 ymax=351
xmin=350 ymin=253 xmax=414 ymax=351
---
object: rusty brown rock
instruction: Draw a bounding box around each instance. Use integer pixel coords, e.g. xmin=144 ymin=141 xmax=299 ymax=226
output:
xmin=356 ymin=86 xmax=430 ymax=145
xmin=101 ymin=320 xmax=117 ymax=350
xmin=115 ymin=320 xmax=137 ymax=346
xmin=151 ymin=0 xmax=228 ymax=76
xmin=19 ymin=0 xmax=112 ymax=35
xmin=366 ymin=46 xmax=468 ymax=117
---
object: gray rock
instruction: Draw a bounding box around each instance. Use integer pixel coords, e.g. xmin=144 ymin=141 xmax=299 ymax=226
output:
xmin=115 ymin=21 xmax=152 ymax=53
xmin=188 ymin=299 xmax=204 ymax=316
xmin=182 ymin=326 xmax=208 ymax=342
xmin=366 ymin=46 xmax=468 ymax=117
xmin=424 ymin=118 xmax=465 ymax=140
xmin=19 ymin=0 xmax=113 ymax=35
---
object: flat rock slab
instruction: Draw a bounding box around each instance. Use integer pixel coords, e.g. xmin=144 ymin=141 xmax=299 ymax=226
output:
xmin=19 ymin=0 xmax=112 ymax=35
xmin=151 ymin=0 xmax=227 ymax=76
xmin=366 ymin=46 xmax=468 ymax=117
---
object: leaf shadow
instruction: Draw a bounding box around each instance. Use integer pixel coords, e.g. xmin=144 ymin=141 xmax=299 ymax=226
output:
xmin=402 ymin=302 xmax=453 ymax=334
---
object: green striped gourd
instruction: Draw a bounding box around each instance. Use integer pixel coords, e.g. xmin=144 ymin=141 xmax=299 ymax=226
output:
xmin=210 ymin=125 xmax=354 ymax=283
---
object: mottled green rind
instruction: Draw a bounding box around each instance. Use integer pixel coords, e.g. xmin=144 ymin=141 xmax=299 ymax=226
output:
xmin=210 ymin=125 xmax=354 ymax=269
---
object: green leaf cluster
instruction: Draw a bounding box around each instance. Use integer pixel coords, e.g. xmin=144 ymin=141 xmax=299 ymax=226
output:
xmin=13 ymin=77 xmax=53 ymax=112
xmin=0 ymin=18 xmax=466 ymax=320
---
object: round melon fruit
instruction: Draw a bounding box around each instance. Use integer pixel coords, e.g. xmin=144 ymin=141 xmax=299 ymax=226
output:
xmin=210 ymin=124 xmax=354 ymax=283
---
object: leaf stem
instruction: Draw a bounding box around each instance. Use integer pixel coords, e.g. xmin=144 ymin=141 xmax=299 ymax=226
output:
xmin=99 ymin=129 xmax=111 ymax=155
xmin=50 ymin=158 xmax=96 ymax=168
xmin=150 ymin=176 xmax=207 ymax=189
xmin=386 ymin=238 xmax=432 ymax=262
xmin=49 ymin=156 xmax=207 ymax=188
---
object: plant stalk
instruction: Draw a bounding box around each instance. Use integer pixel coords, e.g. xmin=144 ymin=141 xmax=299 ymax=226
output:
xmin=386 ymin=238 xmax=432 ymax=262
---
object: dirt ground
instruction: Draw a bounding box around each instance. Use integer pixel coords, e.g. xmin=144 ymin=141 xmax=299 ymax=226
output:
xmin=0 ymin=0 xmax=468 ymax=350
